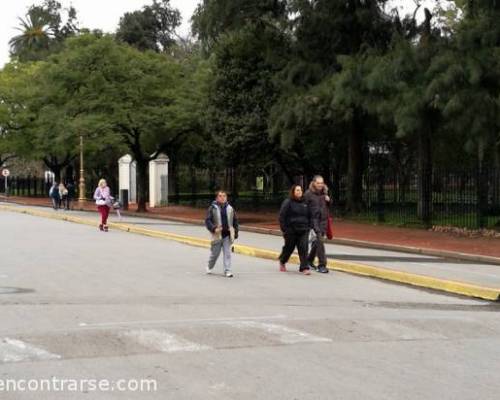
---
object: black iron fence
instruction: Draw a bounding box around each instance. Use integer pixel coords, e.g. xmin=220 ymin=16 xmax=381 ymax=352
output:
xmin=0 ymin=176 xmax=53 ymax=198
xmin=337 ymin=168 xmax=500 ymax=230
xmin=0 ymin=176 xmax=100 ymax=199
xmin=2 ymin=168 xmax=500 ymax=230
xmin=168 ymin=166 xmax=500 ymax=230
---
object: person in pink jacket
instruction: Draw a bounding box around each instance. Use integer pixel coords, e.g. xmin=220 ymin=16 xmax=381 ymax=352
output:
xmin=93 ymin=179 xmax=112 ymax=232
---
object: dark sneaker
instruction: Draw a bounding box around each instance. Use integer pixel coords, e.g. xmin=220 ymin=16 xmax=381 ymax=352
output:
xmin=99 ymin=224 xmax=104 ymax=231
xmin=308 ymin=262 xmax=317 ymax=271
xmin=317 ymin=266 xmax=329 ymax=274
xmin=103 ymin=225 xmax=109 ymax=232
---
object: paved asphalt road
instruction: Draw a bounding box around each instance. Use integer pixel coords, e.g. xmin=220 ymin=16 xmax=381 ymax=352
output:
xmin=4 ymin=202 xmax=500 ymax=289
xmin=0 ymin=210 xmax=500 ymax=399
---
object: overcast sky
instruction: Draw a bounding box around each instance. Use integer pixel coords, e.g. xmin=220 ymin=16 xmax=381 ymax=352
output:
xmin=0 ymin=0 xmax=434 ymax=68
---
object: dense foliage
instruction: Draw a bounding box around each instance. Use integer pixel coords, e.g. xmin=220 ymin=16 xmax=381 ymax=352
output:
xmin=1 ymin=0 xmax=499 ymax=214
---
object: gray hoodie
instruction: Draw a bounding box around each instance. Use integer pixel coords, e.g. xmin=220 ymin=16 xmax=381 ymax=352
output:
xmin=304 ymin=182 xmax=330 ymax=235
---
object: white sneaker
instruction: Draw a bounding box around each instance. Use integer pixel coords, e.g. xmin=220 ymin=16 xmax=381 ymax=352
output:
xmin=225 ymin=271 xmax=234 ymax=278
xmin=206 ymin=267 xmax=213 ymax=275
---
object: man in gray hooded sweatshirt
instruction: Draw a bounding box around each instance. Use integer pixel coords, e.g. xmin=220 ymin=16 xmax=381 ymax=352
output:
xmin=304 ymin=175 xmax=330 ymax=274
xmin=205 ymin=190 xmax=239 ymax=277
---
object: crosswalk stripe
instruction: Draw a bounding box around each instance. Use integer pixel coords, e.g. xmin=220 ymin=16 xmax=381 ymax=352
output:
xmin=226 ymin=321 xmax=332 ymax=344
xmin=120 ymin=329 xmax=211 ymax=353
xmin=367 ymin=320 xmax=447 ymax=340
xmin=0 ymin=338 xmax=61 ymax=363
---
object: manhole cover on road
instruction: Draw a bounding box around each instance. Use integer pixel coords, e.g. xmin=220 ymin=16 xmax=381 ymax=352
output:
xmin=0 ymin=287 xmax=34 ymax=295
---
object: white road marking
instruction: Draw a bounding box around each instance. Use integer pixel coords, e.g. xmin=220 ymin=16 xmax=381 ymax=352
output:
xmin=120 ymin=329 xmax=210 ymax=353
xmin=227 ymin=321 xmax=332 ymax=344
xmin=0 ymin=338 xmax=61 ymax=363
xmin=209 ymin=383 xmax=227 ymax=391
xmin=368 ymin=320 xmax=447 ymax=340
xmin=78 ymin=315 xmax=287 ymax=328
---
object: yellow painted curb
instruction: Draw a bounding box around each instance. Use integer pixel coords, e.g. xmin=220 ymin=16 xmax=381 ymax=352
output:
xmin=2 ymin=204 xmax=499 ymax=301
xmin=325 ymin=260 xmax=500 ymax=301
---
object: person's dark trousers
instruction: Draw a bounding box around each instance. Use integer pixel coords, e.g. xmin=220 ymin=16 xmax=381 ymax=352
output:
xmin=279 ymin=231 xmax=310 ymax=271
xmin=308 ymin=234 xmax=327 ymax=267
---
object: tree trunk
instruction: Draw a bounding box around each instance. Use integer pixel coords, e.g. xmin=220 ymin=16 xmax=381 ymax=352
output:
xmin=190 ymin=165 xmax=197 ymax=207
xmin=417 ymin=129 xmax=432 ymax=227
xmin=0 ymin=155 xmax=16 ymax=169
xmin=169 ymin=155 xmax=180 ymax=204
xmin=65 ymin=164 xmax=74 ymax=183
xmin=208 ymin=167 xmax=217 ymax=193
xmin=346 ymin=120 xmax=364 ymax=213
xmin=476 ymin=138 xmax=488 ymax=229
xmin=230 ymin=167 xmax=238 ymax=200
xmin=274 ymin=151 xmax=295 ymax=185
xmin=321 ymin=166 xmax=334 ymax=196
xmin=43 ymin=155 xmax=75 ymax=184
xmin=54 ymin=167 xmax=62 ymax=183
xmin=136 ymin=158 xmax=148 ymax=212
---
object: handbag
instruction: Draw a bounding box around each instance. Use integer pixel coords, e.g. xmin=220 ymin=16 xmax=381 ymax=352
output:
xmin=326 ymin=214 xmax=334 ymax=240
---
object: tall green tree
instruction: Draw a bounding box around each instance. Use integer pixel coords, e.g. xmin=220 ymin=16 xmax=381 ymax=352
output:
xmin=193 ymin=0 xmax=289 ymax=193
xmin=192 ymin=0 xmax=287 ymax=52
xmin=40 ymin=34 xmax=201 ymax=211
xmin=0 ymin=63 xmax=41 ymax=172
xmin=425 ymin=2 xmax=500 ymax=225
xmin=270 ymin=0 xmax=395 ymax=211
xmin=116 ymin=0 xmax=181 ymax=52
xmin=429 ymin=2 xmax=500 ymax=167
xmin=9 ymin=0 xmax=78 ymax=62
xmin=359 ymin=8 xmax=448 ymax=224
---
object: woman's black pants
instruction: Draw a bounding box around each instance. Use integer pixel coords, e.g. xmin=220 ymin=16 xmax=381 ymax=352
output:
xmin=279 ymin=230 xmax=309 ymax=270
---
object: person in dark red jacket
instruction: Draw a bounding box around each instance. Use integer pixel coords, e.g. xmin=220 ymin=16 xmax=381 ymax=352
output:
xmin=278 ymin=184 xmax=312 ymax=275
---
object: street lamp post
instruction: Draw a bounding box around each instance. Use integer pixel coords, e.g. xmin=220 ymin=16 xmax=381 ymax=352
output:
xmin=78 ymin=134 xmax=86 ymax=206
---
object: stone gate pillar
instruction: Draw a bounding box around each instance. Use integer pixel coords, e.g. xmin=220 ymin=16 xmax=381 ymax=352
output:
xmin=149 ymin=153 xmax=169 ymax=207
xmin=118 ymin=154 xmax=137 ymax=203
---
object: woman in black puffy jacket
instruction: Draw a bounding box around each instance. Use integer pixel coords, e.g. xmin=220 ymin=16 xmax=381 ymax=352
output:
xmin=278 ymin=184 xmax=312 ymax=275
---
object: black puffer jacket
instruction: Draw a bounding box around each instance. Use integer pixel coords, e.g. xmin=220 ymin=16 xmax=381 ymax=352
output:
xmin=304 ymin=184 xmax=330 ymax=235
xmin=279 ymin=197 xmax=311 ymax=233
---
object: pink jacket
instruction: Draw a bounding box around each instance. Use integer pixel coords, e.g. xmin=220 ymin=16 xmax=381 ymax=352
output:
xmin=93 ymin=186 xmax=111 ymax=206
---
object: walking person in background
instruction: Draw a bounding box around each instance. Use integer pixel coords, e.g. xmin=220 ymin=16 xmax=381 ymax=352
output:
xmin=305 ymin=175 xmax=330 ymax=274
xmin=278 ymin=184 xmax=311 ymax=275
xmin=205 ymin=190 xmax=239 ymax=278
xmin=49 ymin=182 xmax=60 ymax=210
xmin=66 ymin=181 xmax=75 ymax=210
xmin=93 ymin=179 xmax=112 ymax=232
xmin=58 ymin=182 xmax=69 ymax=210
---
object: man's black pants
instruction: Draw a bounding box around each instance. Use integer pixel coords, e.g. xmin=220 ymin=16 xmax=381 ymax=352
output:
xmin=308 ymin=233 xmax=327 ymax=267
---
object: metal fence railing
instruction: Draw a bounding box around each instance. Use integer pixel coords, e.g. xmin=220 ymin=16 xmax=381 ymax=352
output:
xmin=3 ymin=168 xmax=500 ymax=230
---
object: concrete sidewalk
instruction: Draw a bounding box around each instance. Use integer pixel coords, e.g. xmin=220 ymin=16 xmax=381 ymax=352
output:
xmin=2 ymin=202 xmax=500 ymax=301
xmin=3 ymin=196 xmax=500 ymax=264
